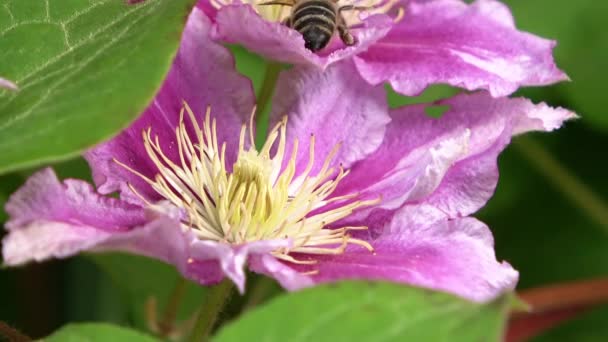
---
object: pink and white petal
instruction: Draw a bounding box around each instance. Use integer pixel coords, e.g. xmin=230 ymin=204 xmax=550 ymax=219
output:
xmin=213 ymin=4 xmax=392 ymax=69
xmin=93 ymin=209 xmax=195 ymax=276
xmin=2 ymin=170 xmax=200 ymax=282
xmin=0 ymin=77 xmax=18 ymax=91
xmin=269 ymin=61 xmax=390 ymax=176
xmin=2 ymin=168 xmax=148 ymax=266
xmin=354 ymin=0 xmax=568 ymax=97
xmin=422 ymin=94 xmax=577 ymax=217
xmin=85 ymin=8 xmax=254 ymax=203
xmin=36 ymin=200 xmax=226 ymax=288
xmin=188 ymin=239 xmax=291 ymax=292
xmin=1 ymin=168 xmax=292 ymax=290
xmin=5 ymin=168 xmax=146 ymax=232
xmin=3 ymin=207 xmax=198 ymax=277
xmin=249 ymin=253 xmax=314 ymax=290
xmin=94 ymin=210 xmax=290 ymax=291
xmin=3 ymin=221 xmax=115 ymax=266
xmin=88 ymin=201 xmax=219 ymax=286
xmin=419 ymin=135 xmax=506 ymax=218
xmin=300 ymin=211 xmax=518 ymax=302
xmin=335 ymin=92 xmax=576 ymax=219
xmin=186 ymin=259 xmax=225 ymax=287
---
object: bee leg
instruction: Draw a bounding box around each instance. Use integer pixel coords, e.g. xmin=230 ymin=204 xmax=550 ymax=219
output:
xmin=337 ymin=25 xmax=356 ymax=46
xmin=337 ymin=11 xmax=357 ymax=46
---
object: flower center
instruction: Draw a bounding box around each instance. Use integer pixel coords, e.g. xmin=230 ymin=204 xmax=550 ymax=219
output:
xmin=116 ymin=104 xmax=377 ymax=265
xmin=209 ymin=0 xmax=403 ymax=24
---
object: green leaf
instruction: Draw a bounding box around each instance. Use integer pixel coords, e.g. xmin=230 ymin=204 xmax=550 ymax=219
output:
xmin=89 ymin=253 xmax=205 ymax=332
xmin=45 ymin=323 xmax=160 ymax=342
xmin=386 ymin=84 xmax=460 ymax=120
xmin=386 ymin=84 xmax=460 ymax=109
xmin=214 ymin=282 xmax=512 ymax=342
xmin=0 ymin=0 xmax=197 ymax=175
xmin=230 ymin=45 xmax=267 ymax=95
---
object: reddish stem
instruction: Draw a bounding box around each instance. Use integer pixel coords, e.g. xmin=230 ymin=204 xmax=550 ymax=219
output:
xmin=507 ymin=277 xmax=608 ymax=342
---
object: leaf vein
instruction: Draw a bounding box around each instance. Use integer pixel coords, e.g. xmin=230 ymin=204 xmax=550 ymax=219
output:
xmin=60 ymin=0 xmax=112 ymax=26
xmin=0 ymin=0 xmax=154 ymax=114
xmin=2 ymin=3 xmax=14 ymax=23
xmin=45 ymin=0 xmax=50 ymax=21
xmin=0 ymin=1 xmax=160 ymax=139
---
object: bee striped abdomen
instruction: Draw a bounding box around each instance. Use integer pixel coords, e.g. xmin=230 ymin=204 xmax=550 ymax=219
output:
xmin=291 ymin=0 xmax=337 ymax=52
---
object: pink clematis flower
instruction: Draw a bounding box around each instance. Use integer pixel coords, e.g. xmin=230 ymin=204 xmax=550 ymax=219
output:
xmin=2 ymin=8 xmax=574 ymax=302
xmin=188 ymin=0 xmax=568 ymax=97
xmin=0 ymin=77 xmax=18 ymax=91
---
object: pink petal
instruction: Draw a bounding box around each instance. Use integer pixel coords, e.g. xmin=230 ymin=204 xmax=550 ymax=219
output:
xmin=91 ymin=203 xmax=291 ymax=291
xmin=298 ymin=206 xmax=518 ymax=302
xmin=3 ymin=222 xmax=114 ymax=266
xmin=5 ymin=168 xmax=146 ymax=232
xmin=213 ymin=4 xmax=393 ymax=69
xmin=2 ymin=169 xmax=193 ymax=278
xmin=2 ymin=168 xmax=146 ymax=265
xmin=422 ymin=94 xmax=576 ymax=217
xmin=354 ymin=0 xmax=568 ymax=97
xmin=249 ymin=253 xmax=314 ymax=290
xmin=3 ymin=168 xmax=251 ymax=290
xmin=269 ymin=61 xmax=390 ymax=175
xmin=1 ymin=168 xmax=282 ymax=290
xmin=334 ymin=92 xmax=576 ymax=220
xmin=2 ymin=169 xmax=192 ymax=271
xmin=85 ymin=8 xmax=254 ymax=203
xmin=0 ymin=77 xmax=18 ymax=91
xmin=88 ymin=211 xmax=291 ymax=291
xmin=91 ymin=203 xmax=195 ymax=275
xmin=189 ymin=239 xmax=290 ymax=293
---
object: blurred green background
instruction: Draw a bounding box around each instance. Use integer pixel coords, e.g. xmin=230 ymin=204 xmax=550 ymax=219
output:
xmin=1 ymin=0 xmax=607 ymax=340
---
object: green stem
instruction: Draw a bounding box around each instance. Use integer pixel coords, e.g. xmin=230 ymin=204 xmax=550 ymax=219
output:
xmin=254 ymin=62 xmax=283 ymax=148
xmin=514 ymin=136 xmax=608 ymax=231
xmin=158 ymin=278 xmax=187 ymax=337
xmin=189 ymin=279 xmax=233 ymax=342
xmin=243 ymin=276 xmax=275 ymax=311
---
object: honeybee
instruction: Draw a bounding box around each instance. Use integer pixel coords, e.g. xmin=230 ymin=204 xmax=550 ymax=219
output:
xmin=261 ymin=0 xmax=364 ymax=52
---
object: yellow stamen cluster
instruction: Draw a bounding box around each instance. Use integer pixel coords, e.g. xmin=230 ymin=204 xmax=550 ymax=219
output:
xmin=116 ymin=104 xmax=377 ymax=265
